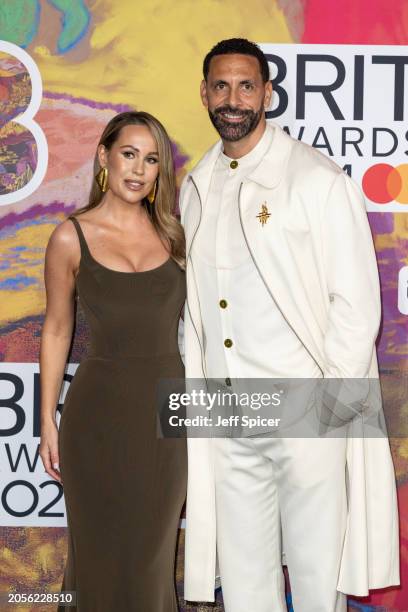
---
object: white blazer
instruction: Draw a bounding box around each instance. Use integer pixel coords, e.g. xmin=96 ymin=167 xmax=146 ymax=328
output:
xmin=179 ymin=123 xmax=400 ymax=601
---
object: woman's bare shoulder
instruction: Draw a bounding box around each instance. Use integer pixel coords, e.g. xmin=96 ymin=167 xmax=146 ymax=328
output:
xmin=46 ymin=218 xmax=80 ymax=267
xmin=48 ymin=218 xmax=77 ymax=246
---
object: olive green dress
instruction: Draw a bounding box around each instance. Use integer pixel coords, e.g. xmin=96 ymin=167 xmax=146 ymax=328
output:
xmin=58 ymin=216 xmax=187 ymax=611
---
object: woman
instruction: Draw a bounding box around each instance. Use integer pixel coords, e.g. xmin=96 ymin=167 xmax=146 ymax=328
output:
xmin=39 ymin=111 xmax=187 ymax=611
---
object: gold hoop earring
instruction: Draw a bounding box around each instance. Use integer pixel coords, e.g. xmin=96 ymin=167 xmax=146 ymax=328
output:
xmin=96 ymin=167 xmax=108 ymax=192
xmin=147 ymin=179 xmax=157 ymax=204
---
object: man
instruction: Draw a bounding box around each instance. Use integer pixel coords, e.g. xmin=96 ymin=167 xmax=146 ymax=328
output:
xmin=179 ymin=38 xmax=399 ymax=611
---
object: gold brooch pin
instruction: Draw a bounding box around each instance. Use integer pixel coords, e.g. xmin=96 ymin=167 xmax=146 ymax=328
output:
xmin=256 ymin=203 xmax=271 ymax=226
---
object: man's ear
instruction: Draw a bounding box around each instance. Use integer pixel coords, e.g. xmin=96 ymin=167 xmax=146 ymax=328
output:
xmin=264 ymin=80 xmax=273 ymax=109
xmin=97 ymin=144 xmax=108 ymax=168
xmin=200 ymin=79 xmax=209 ymax=109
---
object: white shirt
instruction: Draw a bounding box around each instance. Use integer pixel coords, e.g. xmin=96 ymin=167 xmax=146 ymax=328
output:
xmin=191 ymin=123 xmax=320 ymax=380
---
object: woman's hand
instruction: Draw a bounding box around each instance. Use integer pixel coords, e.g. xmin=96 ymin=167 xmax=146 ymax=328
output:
xmin=40 ymin=420 xmax=62 ymax=483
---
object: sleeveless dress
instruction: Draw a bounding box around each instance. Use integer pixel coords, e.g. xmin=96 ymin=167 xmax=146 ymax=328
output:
xmin=57 ymin=216 xmax=187 ymax=611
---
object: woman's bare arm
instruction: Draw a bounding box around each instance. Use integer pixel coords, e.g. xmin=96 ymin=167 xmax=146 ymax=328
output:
xmin=39 ymin=220 xmax=79 ymax=483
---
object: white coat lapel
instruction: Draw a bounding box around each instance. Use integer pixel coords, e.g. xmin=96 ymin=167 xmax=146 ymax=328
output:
xmin=238 ymin=125 xmax=325 ymax=372
xmin=185 ymin=141 xmax=222 ymax=259
xmin=182 ymin=180 xmax=202 ymax=259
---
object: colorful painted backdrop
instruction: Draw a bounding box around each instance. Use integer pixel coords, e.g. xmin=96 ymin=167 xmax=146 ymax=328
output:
xmin=0 ymin=1 xmax=407 ymax=610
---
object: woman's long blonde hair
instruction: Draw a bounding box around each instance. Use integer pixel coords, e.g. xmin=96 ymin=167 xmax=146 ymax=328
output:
xmin=73 ymin=111 xmax=185 ymax=269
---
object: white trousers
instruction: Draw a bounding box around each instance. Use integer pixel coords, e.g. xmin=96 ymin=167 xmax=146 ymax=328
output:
xmin=214 ymin=436 xmax=348 ymax=612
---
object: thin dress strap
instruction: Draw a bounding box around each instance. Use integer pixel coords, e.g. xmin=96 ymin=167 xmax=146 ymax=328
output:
xmin=68 ymin=215 xmax=91 ymax=259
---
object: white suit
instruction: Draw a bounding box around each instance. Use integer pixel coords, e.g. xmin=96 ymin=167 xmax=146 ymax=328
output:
xmin=179 ymin=123 xmax=399 ymax=607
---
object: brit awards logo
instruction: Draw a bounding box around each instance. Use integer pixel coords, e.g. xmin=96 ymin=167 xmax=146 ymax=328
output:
xmin=261 ymin=44 xmax=408 ymax=212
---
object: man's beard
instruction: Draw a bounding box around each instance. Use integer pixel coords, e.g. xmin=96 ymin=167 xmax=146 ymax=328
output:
xmin=208 ymin=104 xmax=264 ymax=142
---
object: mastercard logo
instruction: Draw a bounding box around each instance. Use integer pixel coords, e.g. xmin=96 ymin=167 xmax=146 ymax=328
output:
xmin=362 ymin=164 xmax=408 ymax=205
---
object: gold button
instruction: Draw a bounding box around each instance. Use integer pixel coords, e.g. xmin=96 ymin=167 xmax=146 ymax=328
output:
xmin=219 ymin=299 xmax=228 ymax=309
xmin=224 ymin=339 xmax=233 ymax=348
xmin=225 ymin=377 xmax=232 ymax=387
xmin=230 ymin=160 xmax=238 ymax=169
